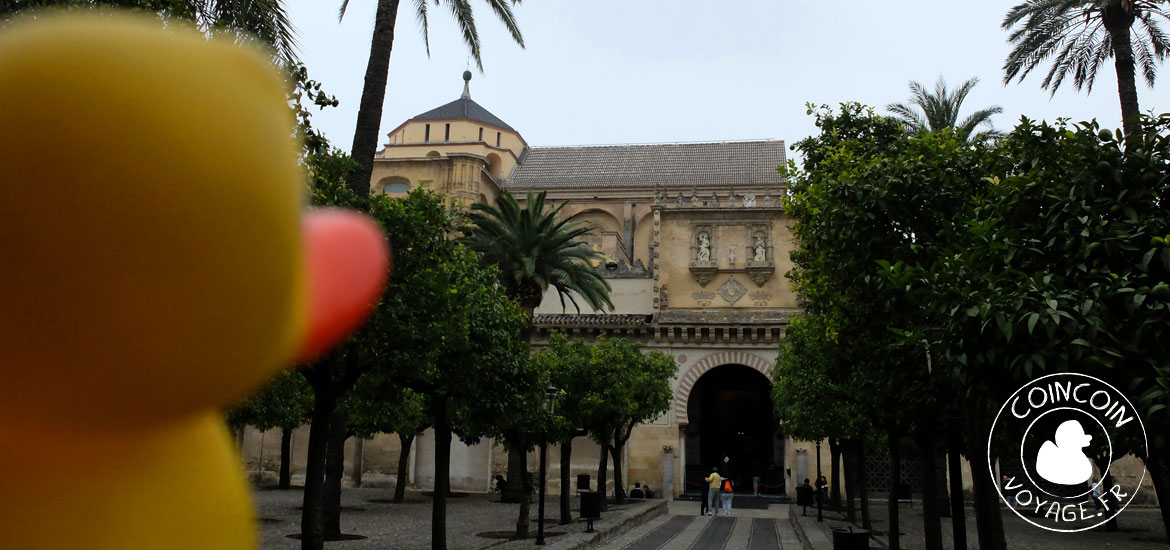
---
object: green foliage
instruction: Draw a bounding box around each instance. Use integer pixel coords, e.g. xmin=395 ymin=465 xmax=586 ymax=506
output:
xmin=900 ymin=116 xmax=1170 ymax=446
xmin=532 ymin=332 xmax=675 ymax=447
xmin=0 ymin=0 xmax=299 ymax=64
xmin=1002 ymin=0 xmax=1169 ymax=94
xmin=346 ymin=381 xmax=429 ymax=440
xmin=886 ymin=76 xmax=1003 ymax=142
xmin=462 ymin=191 xmax=613 ymax=314
xmin=227 ymin=370 xmax=313 ymax=433
xmin=337 ymin=0 xmax=524 ymax=71
xmin=772 ymin=313 xmax=866 ymax=441
xmin=783 ymin=102 xmax=997 ymax=432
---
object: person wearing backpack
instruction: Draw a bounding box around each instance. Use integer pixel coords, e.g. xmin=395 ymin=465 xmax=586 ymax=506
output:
xmin=719 ymin=476 xmax=735 ymax=516
xmin=703 ymin=467 xmax=722 ymax=516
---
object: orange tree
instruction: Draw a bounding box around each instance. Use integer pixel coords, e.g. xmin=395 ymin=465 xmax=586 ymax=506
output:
xmin=894 ymin=116 xmax=1170 ymax=540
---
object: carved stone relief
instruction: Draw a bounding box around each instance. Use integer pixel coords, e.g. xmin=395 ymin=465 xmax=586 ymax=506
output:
xmin=726 ymin=245 xmax=737 ymax=268
xmin=743 ymin=193 xmax=756 ymax=207
xmin=688 ymin=224 xmax=717 ymax=286
xmin=717 ymin=277 xmax=748 ymax=305
xmin=750 ymin=290 xmax=772 ymax=306
xmin=693 ymin=290 xmax=715 ymax=307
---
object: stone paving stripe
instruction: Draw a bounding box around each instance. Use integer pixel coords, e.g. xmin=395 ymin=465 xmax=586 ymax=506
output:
xmin=776 ymin=518 xmax=802 ymax=549
xmin=689 ymin=516 xmax=733 ymax=550
xmin=724 ymin=518 xmax=752 ymax=549
xmin=591 ymin=514 xmax=673 ymax=550
xmin=659 ymin=515 xmax=712 ymax=550
xmin=748 ymin=518 xmax=777 ymax=550
xmin=620 ymin=514 xmax=691 ymax=550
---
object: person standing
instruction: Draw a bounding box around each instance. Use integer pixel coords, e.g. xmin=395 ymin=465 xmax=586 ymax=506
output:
xmin=704 ymin=467 xmax=723 ymax=516
xmin=699 ymin=477 xmax=709 ymax=516
xmin=719 ymin=476 xmax=735 ymax=516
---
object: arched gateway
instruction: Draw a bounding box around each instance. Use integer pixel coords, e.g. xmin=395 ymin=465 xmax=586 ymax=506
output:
xmin=677 ymin=353 xmax=783 ymax=495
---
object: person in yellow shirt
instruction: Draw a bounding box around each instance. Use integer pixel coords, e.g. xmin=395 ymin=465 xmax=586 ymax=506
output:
xmin=704 ymin=468 xmax=723 ymax=516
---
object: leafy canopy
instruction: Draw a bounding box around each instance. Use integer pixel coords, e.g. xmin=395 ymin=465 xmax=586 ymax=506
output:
xmin=462 ymin=191 xmax=613 ymax=313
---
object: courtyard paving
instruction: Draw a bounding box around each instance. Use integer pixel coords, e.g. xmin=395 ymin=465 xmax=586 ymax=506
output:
xmin=253 ymin=485 xmax=665 ymax=550
xmin=792 ymin=501 xmax=1168 ymax=550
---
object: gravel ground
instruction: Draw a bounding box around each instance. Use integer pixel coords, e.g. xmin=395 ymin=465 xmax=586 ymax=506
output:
xmin=253 ymin=486 xmax=663 ymax=550
xmin=802 ymin=501 xmax=1167 ymax=550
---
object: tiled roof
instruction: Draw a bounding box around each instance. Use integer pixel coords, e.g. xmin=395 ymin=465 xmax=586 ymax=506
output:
xmin=534 ymin=314 xmax=653 ymax=327
xmin=504 ymin=140 xmax=786 ymax=190
xmin=410 ymin=97 xmax=515 ymax=132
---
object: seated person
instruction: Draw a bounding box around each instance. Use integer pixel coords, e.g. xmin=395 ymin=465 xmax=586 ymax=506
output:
xmin=644 ymin=484 xmax=655 ymax=499
xmin=494 ymin=475 xmax=507 ymax=493
xmin=629 ymin=483 xmax=644 ymax=499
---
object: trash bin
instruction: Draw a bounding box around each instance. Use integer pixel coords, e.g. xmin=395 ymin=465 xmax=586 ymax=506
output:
xmin=831 ymin=527 xmax=870 ymax=550
xmin=579 ymin=491 xmax=601 ymax=520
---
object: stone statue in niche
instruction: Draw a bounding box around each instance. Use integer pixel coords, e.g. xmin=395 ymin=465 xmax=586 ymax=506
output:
xmin=697 ymin=232 xmax=711 ymax=261
xmin=675 ymin=194 xmax=686 ymax=207
xmin=727 ymin=245 xmax=736 ymax=267
xmin=743 ymin=193 xmax=756 ymax=207
xmin=753 ymin=235 xmax=766 ymax=261
xmin=690 ymin=194 xmax=702 ymax=207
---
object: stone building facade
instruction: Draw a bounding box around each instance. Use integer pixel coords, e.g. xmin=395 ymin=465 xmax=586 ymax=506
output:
xmin=334 ymin=72 xmax=810 ymax=498
xmin=243 ymin=73 xmax=1149 ymax=506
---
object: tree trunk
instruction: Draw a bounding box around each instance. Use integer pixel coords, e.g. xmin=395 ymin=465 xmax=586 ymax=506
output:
xmin=1103 ymin=2 xmax=1141 ymax=137
xmin=559 ymin=438 xmax=573 ymax=525
xmin=610 ymin=444 xmax=626 ymax=505
xmin=279 ymin=427 xmax=293 ymax=490
xmin=597 ymin=444 xmax=610 ymax=512
xmin=947 ymin=414 xmax=967 ymax=550
xmin=829 ymin=437 xmax=842 ymax=508
xmin=514 ymin=443 xmax=531 ymax=540
xmin=432 ymin=408 xmax=451 ymax=550
xmin=348 ymin=0 xmax=402 ymax=197
xmin=502 ymin=447 xmax=526 ymax=503
xmin=915 ymin=423 xmax=943 ymax=550
xmin=887 ymin=427 xmax=901 ymax=550
xmin=323 ymin=409 xmax=348 ymax=539
xmin=859 ymin=438 xmax=872 ymax=530
xmin=964 ymin=396 xmax=1006 ymax=550
xmin=300 ymin=387 xmax=335 ymax=550
xmin=394 ymin=433 xmax=414 ymax=503
xmin=843 ymin=439 xmax=856 ymax=524
xmin=352 ymin=438 xmax=364 ymax=488
xmin=1144 ymin=453 xmax=1170 ymax=543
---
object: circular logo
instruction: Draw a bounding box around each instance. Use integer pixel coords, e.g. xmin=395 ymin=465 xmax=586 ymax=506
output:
xmin=987 ymin=372 xmax=1148 ymax=532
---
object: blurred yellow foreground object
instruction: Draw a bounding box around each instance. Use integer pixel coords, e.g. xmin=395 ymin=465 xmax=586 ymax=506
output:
xmin=0 ymin=12 xmax=389 ymax=550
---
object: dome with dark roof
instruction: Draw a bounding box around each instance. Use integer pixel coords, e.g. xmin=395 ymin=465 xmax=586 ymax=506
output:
xmin=408 ymin=73 xmax=515 ymax=133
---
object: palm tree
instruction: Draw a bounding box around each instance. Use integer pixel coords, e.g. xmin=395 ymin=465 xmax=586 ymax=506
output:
xmin=1002 ymin=0 xmax=1170 ymax=137
xmin=0 ymin=0 xmax=299 ymax=64
xmin=340 ymin=0 xmax=524 ymax=197
xmin=462 ymin=190 xmax=613 ymax=316
xmin=886 ymin=77 xmax=1004 ymax=141
xmin=461 ymin=190 xmax=611 ymax=539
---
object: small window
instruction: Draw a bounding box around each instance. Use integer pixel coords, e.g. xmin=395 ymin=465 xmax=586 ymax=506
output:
xmin=424 ymin=124 xmax=430 ymax=142
xmin=496 ymin=132 xmax=501 ymax=147
xmin=383 ymin=182 xmax=410 ymax=194
xmin=444 ymin=123 xmax=450 ymax=142
xmin=479 ymin=127 xmax=484 ymax=141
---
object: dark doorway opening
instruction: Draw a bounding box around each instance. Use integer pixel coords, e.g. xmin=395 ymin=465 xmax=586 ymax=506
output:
xmin=684 ymin=364 xmax=781 ymax=494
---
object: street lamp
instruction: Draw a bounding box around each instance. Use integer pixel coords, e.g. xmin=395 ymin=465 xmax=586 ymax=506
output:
xmin=816 ymin=439 xmax=824 ymax=522
xmin=536 ymin=386 xmax=558 ymax=546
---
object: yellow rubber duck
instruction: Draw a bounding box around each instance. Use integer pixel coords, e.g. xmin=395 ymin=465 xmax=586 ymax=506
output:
xmin=0 ymin=13 xmax=389 ymax=550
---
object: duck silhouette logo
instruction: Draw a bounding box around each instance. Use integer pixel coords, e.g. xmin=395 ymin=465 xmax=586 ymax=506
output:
xmin=988 ymin=373 xmax=1149 ymax=533
xmin=1035 ymin=420 xmax=1094 ymax=485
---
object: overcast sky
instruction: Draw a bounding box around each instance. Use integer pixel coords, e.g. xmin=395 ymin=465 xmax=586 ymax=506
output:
xmin=285 ymin=0 xmax=1170 ymax=162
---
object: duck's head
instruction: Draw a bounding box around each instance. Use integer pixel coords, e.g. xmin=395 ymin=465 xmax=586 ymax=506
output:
xmin=0 ymin=13 xmax=388 ymax=435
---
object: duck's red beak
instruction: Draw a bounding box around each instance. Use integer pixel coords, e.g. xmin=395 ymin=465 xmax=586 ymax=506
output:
xmin=294 ymin=209 xmax=390 ymax=363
